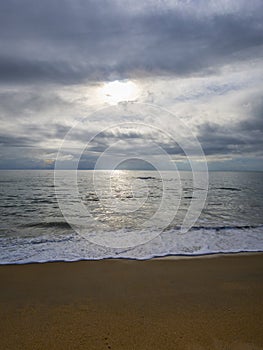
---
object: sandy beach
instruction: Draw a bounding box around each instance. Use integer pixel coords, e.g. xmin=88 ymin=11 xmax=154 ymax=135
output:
xmin=0 ymin=253 xmax=262 ymax=349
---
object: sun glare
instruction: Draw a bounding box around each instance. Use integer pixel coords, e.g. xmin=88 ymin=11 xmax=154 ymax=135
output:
xmin=99 ymin=80 xmax=139 ymax=104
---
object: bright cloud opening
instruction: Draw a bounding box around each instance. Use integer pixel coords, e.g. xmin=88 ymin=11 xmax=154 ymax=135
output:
xmin=99 ymin=80 xmax=140 ymax=104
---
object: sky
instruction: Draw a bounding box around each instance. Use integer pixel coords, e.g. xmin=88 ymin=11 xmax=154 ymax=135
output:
xmin=0 ymin=0 xmax=263 ymax=170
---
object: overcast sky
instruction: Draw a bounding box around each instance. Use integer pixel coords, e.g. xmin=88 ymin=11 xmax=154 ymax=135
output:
xmin=0 ymin=0 xmax=263 ymax=170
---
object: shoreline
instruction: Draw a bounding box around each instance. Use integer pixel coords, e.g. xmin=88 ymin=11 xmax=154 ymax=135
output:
xmin=1 ymin=253 xmax=262 ymax=349
xmin=1 ymin=250 xmax=262 ymax=266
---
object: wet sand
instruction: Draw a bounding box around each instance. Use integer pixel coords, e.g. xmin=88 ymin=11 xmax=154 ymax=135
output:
xmin=0 ymin=253 xmax=263 ymax=349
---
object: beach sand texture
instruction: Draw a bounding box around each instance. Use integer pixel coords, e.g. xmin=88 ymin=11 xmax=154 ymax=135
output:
xmin=0 ymin=254 xmax=262 ymax=349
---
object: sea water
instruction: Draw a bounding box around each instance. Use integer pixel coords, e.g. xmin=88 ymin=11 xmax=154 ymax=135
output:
xmin=0 ymin=170 xmax=262 ymax=263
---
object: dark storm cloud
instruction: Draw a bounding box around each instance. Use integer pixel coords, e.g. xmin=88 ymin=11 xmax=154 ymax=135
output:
xmin=0 ymin=0 xmax=262 ymax=84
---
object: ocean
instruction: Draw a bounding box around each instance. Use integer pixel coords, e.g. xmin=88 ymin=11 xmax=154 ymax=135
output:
xmin=0 ymin=170 xmax=262 ymax=264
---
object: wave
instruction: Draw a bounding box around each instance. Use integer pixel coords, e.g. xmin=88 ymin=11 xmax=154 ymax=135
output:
xmin=21 ymin=221 xmax=71 ymax=229
xmin=0 ymin=223 xmax=262 ymax=265
xmin=20 ymin=221 xmax=262 ymax=233
xmin=29 ymin=235 xmax=74 ymax=245
xmin=217 ymin=187 xmax=241 ymax=191
xmin=189 ymin=224 xmax=263 ymax=231
xmin=136 ymin=176 xmax=157 ymax=180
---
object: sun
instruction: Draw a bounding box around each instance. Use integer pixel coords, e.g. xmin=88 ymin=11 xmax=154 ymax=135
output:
xmin=99 ymin=80 xmax=140 ymax=104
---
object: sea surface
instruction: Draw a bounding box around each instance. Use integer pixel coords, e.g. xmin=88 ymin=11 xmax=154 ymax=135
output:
xmin=0 ymin=170 xmax=263 ymax=264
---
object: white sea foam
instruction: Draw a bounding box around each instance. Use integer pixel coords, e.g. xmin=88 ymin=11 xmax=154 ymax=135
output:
xmin=0 ymin=225 xmax=262 ymax=264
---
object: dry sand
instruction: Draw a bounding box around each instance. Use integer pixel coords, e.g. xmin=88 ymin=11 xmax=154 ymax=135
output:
xmin=0 ymin=253 xmax=263 ymax=349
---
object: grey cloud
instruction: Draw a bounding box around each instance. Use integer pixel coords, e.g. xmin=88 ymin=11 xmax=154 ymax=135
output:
xmin=0 ymin=134 xmax=35 ymax=147
xmin=0 ymin=89 xmax=73 ymax=120
xmin=0 ymin=0 xmax=262 ymax=84
xmin=0 ymin=122 xmax=70 ymax=147
xmin=0 ymin=0 xmax=263 ymax=170
xmin=197 ymin=97 xmax=263 ymax=157
xmin=239 ymin=97 xmax=263 ymax=132
xmin=0 ymin=146 xmax=59 ymax=169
